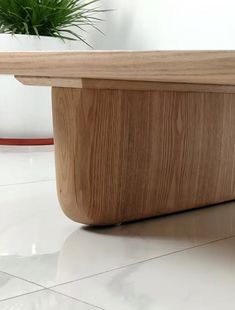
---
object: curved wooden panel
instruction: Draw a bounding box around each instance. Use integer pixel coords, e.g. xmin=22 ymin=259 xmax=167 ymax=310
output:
xmin=52 ymin=86 xmax=235 ymax=225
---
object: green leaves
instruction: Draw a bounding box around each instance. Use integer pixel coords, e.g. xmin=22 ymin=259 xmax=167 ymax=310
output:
xmin=0 ymin=0 xmax=107 ymax=44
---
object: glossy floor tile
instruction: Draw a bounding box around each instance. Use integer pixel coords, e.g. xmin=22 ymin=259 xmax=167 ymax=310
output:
xmin=1 ymin=146 xmax=235 ymax=309
xmin=1 ymin=178 xmax=235 ymax=288
xmin=54 ymin=236 xmax=235 ymax=310
xmin=0 ymin=290 xmax=103 ymax=310
xmin=0 ymin=145 xmax=55 ymax=186
xmin=0 ymin=181 xmax=78 ymax=287
xmin=0 ymin=272 xmax=41 ymax=301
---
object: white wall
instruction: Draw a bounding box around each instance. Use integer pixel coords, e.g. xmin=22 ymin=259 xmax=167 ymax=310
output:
xmin=0 ymin=76 xmax=52 ymax=138
xmin=88 ymin=0 xmax=235 ymax=50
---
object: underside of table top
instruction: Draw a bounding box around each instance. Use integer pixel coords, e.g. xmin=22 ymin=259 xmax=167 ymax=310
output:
xmin=1 ymin=51 xmax=235 ymax=86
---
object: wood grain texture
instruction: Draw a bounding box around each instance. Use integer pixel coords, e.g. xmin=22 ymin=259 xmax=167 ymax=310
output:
xmin=16 ymin=76 xmax=235 ymax=93
xmin=52 ymin=86 xmax=235 ymax=225
xmin=1 ymin=51 xmax=235 ymax=85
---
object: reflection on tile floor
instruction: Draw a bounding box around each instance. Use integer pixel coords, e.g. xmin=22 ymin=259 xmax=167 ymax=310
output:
xmin=0 ymin=146 xmax=235 ymax=309
xmin=54 ymin=237 xmax=235 ymax=310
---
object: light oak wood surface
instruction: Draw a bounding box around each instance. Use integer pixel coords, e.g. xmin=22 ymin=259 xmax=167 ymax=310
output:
xmin=0 ymin=51 xmax=235 ymax=85
xmin=52 ymin=86 xmax=235 ymax=225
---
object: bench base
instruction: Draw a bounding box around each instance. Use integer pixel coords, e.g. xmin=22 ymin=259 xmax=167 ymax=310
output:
xmin=52 ymin=85 xmax=235 ymax=225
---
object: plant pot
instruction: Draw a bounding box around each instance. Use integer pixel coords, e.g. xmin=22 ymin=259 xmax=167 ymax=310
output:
xmin=0 ymin=34 xmax=86 ymax=142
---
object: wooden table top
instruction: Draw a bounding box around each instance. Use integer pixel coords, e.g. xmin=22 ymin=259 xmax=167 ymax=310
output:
xmin=1 ymin=51 xmax=235 ymax=85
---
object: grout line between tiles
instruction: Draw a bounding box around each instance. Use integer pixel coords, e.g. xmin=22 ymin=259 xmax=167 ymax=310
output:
xmin=0 ymin=270 xmax=106 ymax=309
xmin=0 ymin=270 xmax=46 ymax=290
xmin=49 ymin=290 xmax=106 ymax=310
xmin=50 ymin=233 xmax=235 ymax=289
xmin=0 ymin=288 xmax=45 ymax=303
xmin=0 ymin=288 xmax=106 ymax=310
xmin=0 ymin=178 xmax=56 ymax=187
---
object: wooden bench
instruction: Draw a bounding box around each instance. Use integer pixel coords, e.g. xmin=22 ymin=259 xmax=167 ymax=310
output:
xmin=1 ymin=51 xmax=235 ymax=225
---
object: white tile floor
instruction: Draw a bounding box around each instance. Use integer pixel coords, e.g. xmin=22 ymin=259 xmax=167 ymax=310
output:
xmin=0 ymin=145 xmax=235 ymax=309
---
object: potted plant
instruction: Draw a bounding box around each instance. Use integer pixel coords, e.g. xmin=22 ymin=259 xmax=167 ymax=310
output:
xmin=0 ymin=0 xmax=106 ymax=145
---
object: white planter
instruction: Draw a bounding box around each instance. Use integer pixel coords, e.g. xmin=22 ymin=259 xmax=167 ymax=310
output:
xmin=0 ymin=34 xmax=87 ymax=138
